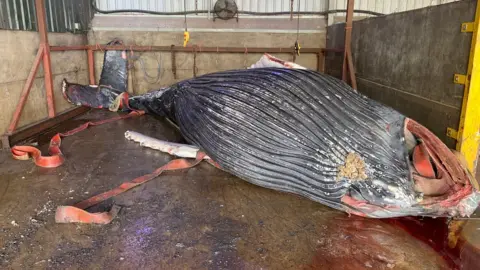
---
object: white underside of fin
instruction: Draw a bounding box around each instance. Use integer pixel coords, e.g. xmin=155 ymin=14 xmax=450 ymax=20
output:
xmin=125 ymin=130 xmax=210 ymax=159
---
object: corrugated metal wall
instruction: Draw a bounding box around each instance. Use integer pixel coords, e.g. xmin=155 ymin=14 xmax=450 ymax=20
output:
xmin=95 ymin=0 xmax=328 ymax=13
xmin=0 ymin=0 xmax=93 ymax=32
xmin=0 ymin=0 xmax=462 ymax=32
xmin=95 ymin=0 xmax=459 ymax=16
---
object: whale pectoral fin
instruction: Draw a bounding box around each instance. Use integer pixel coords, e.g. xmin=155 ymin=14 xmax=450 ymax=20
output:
xmin=124 ymin=130 xmax=209 ymax=160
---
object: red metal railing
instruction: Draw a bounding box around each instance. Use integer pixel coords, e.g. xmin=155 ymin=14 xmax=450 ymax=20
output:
xmin=7 ymin=0 xmax=55 ymax=134
xmin=5 ymin=0 xmax=353 ymax=144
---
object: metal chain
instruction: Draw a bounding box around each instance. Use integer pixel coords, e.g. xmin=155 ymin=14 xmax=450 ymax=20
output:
xmin=296 ymin=0 xmax=300 ymax=41
xmin=193 ymin=46 xmax=198 ymax=77
xmin=290 ymin=0 xmax=294 ymax=21
xmin=243 ymin=46 xmax=248 ymax=69
xmin=184 ymin=0 xmax=188 ymax=31
xmin=171 ymin=45 xmax=177 ymax=79
xmin=293 ymin=0 xmax=301 ymax=59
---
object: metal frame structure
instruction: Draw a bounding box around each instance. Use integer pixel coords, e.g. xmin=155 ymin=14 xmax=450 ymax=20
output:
xmin=1 ymin=0 xmax=354 ymax=149
xmin=1 ymin=0 xmax=89 ymax=149
xmin=52 ymin=45 xmax=341 ymax=86
xmin=7 ymin=0 xmax=55 ymax=134
xmin=455 ymin=0 xmax=480 ymax=172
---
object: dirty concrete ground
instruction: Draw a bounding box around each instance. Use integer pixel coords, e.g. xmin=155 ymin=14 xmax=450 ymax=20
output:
xmin=0 ymin=109 xmax=474 ymax=269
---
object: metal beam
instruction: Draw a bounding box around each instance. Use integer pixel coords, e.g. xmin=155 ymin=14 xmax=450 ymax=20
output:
xmin=50 ymin=45 xmax=338 ymax=54
xmin=2 ymin=106 xmax=90 ymax=149
xmin=87 ymin=49 xmax=95 ymax=85
xmin=457 ymin=0 xmax=480 ymax=172
xmin=342 ymin=0 xmax=356 ymax=89
xmin=6 ymin=46 xmax=44 ymax=134
xmin=35 ymin=0 xmax=55 ymax=117
xmin=346 ymin=48 xmax=357 ymax=89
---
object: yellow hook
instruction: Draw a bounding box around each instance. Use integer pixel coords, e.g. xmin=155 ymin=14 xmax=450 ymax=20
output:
xmin=294 ymin=41 xmax=301 ymax=56
xmin=183 ymin=31 xmax=190 ymax=47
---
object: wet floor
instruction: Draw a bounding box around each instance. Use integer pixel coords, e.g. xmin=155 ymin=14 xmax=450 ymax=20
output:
xmin=0 ymin=110 xmax=478 ymax=269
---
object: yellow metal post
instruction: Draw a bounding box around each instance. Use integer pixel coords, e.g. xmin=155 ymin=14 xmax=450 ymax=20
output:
xmin=457 ymin=0 xmax=480 ymax=172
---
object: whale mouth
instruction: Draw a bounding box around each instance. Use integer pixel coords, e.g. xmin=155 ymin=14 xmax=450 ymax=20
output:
xmin=406 ymin=119 xmax=479 ymax=211
xmin=407 ymin=119 xmax=466 ymax=197
xmin=339 ymin=118 xmax=479 ymax=218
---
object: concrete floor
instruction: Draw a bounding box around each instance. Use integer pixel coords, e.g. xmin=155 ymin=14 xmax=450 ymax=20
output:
xmin=0 ymin=110 xmax=472 ymax=269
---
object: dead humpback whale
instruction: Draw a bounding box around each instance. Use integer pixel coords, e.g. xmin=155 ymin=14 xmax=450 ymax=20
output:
xmin=62 ymin=40 xmax=480 ymax=218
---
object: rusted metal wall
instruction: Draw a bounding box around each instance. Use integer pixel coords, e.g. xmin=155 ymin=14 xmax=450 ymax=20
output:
xmin=328 ymin=0 xmax=459 ymax=14
xmin=327 ymin=0 xmax=460 ymax=24
xmin=0 ymin=0 xmax=93 ymax=33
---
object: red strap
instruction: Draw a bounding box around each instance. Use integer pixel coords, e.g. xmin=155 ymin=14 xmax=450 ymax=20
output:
xmin=11 ymin=102 xmax=206 ymax=224
xmin=55 ymin=152 xmax=206 ymax=224
xmin=55 ymin=205 xmax=121 ymax=224
xmin=74 ymin=152 xmax=205 ymax=209
xmin=11 ymin=110 xmax=144 ymax=168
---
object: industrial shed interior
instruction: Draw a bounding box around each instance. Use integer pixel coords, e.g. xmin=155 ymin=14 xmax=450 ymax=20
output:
xmin=0 ymin=0 xmax=479 ymax=269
